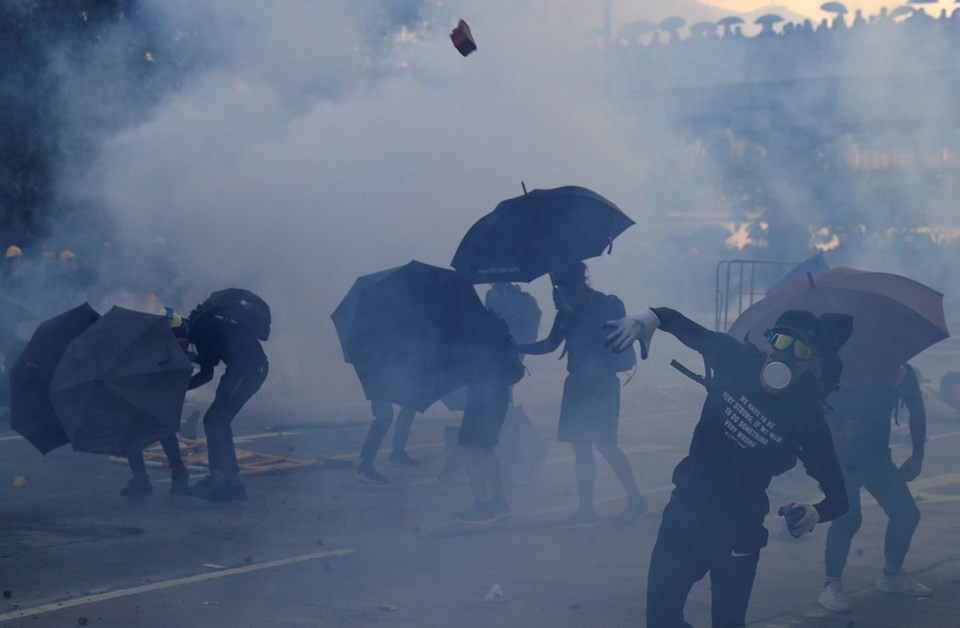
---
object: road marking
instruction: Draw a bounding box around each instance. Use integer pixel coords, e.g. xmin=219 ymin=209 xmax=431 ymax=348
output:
xmin=0 ymin=548 xmax=355 ymax=624
xmin=929 ymin=429 xmax=960 ymax=441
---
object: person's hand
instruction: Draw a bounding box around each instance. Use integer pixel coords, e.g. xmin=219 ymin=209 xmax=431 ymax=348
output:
xmin=552 ymin=288 xmax=572 ymax=314
xmin=778 ymin=502 xmax=819 ymax=538
xmin=604 ymin=309 xmax=659 ymax=359
xmin=898 ymin=454 xmax=923 ymax=482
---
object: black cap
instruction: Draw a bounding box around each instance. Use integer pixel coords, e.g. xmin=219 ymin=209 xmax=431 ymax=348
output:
xmin=771 ymin=309 xmax=823 ymax=352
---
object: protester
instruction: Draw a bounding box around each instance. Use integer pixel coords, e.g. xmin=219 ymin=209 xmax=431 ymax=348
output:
xmin=818 ymin=363 xmax=930 ymax=612
xmin=119 ymin=309 xmax=192 ymax=496
xmin=517 ymin=261 xmax=645 ymax=528
xmin=605 ymin=307 xmax=850 ymax=627
xmin=456 ymin=310 xmax=524 ymax=523
xmin=355 ymin=402 xmax=419 ymax=484
xmin=183 ymin=289 xmax=270 ymax=501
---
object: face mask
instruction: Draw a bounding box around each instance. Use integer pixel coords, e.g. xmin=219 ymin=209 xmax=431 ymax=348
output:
xmin=762 ymin=359 xmax=794 ymax=390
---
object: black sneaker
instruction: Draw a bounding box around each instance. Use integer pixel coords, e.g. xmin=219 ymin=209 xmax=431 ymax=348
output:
xmin=610 ymin=494 xmax=648 ymax=528
xmin=388 ymin=451 xmax=420 ymax=466
xmin=355 ymin=465 xmax=389 ymax=484
xmin=557 ymin=508 xmax=600 ymax=528
xmin=170 ymin=467 xmax=190 ymax=495
xmin=490 ymin=496 xmax=511 ymax=519
xmin=186 ymin=477 xmax=248 ymax=502
xmin=457 ymin=501 xmax=496 ymax=524
xmin=120 ymin=476 xmax=153 ymax=497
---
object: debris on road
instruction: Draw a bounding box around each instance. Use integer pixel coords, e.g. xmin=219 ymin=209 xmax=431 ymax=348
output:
xmin=485 ymin=584 xmax=505 ymax=603
xmin=13 ymin=476 xmax=27 ymax=487
xmin=378 ymin=603 xmax=396 ymax=611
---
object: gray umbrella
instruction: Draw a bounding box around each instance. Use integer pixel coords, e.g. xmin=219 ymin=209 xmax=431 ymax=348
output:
xmin=49 ymin=306 xmax=193 ymax=455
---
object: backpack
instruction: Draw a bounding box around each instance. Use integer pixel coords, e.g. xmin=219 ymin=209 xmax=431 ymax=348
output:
xmin=605 ymin=295 xmax=636 ymax=373
xmin=190 ymin=288 xmax=271 ymax=341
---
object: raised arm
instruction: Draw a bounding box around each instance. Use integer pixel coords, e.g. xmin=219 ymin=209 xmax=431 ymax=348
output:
xmin=517 ymin=311 xmax=565 ymax=356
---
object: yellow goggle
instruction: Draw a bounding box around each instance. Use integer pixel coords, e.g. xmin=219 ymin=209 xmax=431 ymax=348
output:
xmin=768 ymin=332 xmax=816 ymax=360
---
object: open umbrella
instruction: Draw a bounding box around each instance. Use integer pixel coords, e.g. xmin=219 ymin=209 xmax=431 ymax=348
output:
xmin=331 ymin=266 xmax=400 ymax=362
xmin=755 ymin=14 xmax=785 ymax=35
xmin=49 ymin=306 xmax=193 ymax=455
xmin=0 ymin=294 xmax=35 ymax=333
xmin=345 ymin=261 xmax=488 ymax=412
xmin=820 ymin=2 xmax=848 ymax=14
xmin=10 ymin=303 xmax=101 ymax=454
xmin=451 ymin=185 xmax=634 ymax=284
xmin=727 ymin=268 xmax=949 ymax=386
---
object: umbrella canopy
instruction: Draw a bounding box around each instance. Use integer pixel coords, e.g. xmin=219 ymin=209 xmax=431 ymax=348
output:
xmin=820 ymin=2 xmax=848 ymax=14
xmin=451 ymin=185 xmax=634 ymax=284
xmin=10 ymin=303 xmax=101 ymax=454
xmin=331 ymin=266 xmax=400 ymax=362
xmin=345 ymin=261 xmax=489 ymax=412
xmin=49 ymin=306 xmax=193 ymax=455
xmin=727 ymin=268 xmax=949 ymax=386
xmin=0 ymin=294 xmax=35 ymax=333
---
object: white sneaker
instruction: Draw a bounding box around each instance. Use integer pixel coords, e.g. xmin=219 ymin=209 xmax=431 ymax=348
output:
xmin=818 ymin=580 xmax=852 ymax=613
xmin=875 ymin=571 xmax=933 ymax=596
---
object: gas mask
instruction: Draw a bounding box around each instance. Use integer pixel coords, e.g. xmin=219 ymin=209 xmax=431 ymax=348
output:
xmin=762 ymin=330 xmax=817 ymax=391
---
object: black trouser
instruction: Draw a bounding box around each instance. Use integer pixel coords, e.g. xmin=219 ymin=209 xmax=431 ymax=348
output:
xmin=647 ymin=492 xmax=767 ymax=628
xmin=204 ymin=362 xmax=268 ymax=479
xmin=359 ymin=401 xmax=415 ymax=466
xmin=126 ymin=434 xmax=185 ymax=478
xmin=825 ymin=447 xmax=920 ymax=578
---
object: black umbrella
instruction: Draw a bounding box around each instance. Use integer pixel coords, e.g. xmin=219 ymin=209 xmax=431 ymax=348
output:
xmin=0 ymin=294 xmax=35 ymax=332
xmin=10 ymin=303 xmax=101 ymax=454
xmin=49 ymin=306 xmax=193 ymax=455
xmin=345 ymin=261 xmax=488 ymax=412
xmin=331 ymin=266 xmax=400 ymax=362
xmin=451 ymin=185 xmax=634 ymax=284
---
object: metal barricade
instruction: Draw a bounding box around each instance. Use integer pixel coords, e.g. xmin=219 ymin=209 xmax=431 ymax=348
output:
xmin=715 ymin=259 xmax=798 ymax=333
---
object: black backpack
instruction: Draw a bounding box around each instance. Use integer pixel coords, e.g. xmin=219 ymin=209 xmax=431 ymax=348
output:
xmin=605 ymin=295 xmax=636 ymax=374
xmin=190 ymin=288 xmax=271 ymax=341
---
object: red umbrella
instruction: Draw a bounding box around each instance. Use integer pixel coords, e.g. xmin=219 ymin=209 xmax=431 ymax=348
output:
xmin=727 ymin=267 xmax=949 ymax=386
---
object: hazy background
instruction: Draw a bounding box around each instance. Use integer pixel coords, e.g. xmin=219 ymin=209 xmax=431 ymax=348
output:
xmin=7 ymin=0 xmax=958 ymax=417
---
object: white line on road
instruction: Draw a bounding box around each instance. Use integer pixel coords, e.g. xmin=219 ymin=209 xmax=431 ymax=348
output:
xmin=0 ymin=548 xmax=355 ymax=624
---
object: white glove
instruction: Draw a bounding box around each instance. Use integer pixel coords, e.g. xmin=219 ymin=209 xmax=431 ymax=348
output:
xmin=605 ymin=309 xmax=660 ymax=359
xmin=778 ymin=502 xmax=819 ymax=538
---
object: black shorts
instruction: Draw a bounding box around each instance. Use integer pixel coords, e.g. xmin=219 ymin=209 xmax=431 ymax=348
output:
xmin=458 ymin=381 xmax=510 ymax=450
xmin=558 ymin=372 xmax=620 ymax=444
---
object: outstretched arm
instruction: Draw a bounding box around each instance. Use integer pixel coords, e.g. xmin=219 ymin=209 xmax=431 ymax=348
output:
xmin=517 ymin=311 xmax=565 ymax=356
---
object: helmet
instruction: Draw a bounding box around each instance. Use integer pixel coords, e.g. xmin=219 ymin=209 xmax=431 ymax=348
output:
xmin=5 ymin=245 xmax=22 ymax=258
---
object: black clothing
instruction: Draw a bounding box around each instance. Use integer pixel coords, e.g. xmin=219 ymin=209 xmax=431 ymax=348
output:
xmin=519 ymin=288 xmax=624 ymax=443
xmin=647 ymin=307 xmax=848 ymax=628
xmin=652 ymin=307 xmax=847 ymax=522
xmin=360 ymin=402 xmax=416 ymax=466
xmin=827 ymin=365 xmax=922 ymax=453
xmin=458 ymin=314 xmax=519 ymax=450
xmin=521 ymin=288 xmax=619 ymax=376
xmin=127 ymin=434 xmax=185 ymax=478
xmin=648 ymin=493 xmax=762 ymax=628
xmin=558 ymin=373 xmax=620 ymax=443
xmin=824 ymin=364 xmax=924 ymax=578
xmin=187 ymin=313 xmax=268 ymax=479
xmin=458 ymin=379 xmax=511 ymax=449
xmin=188 ymin=314 xmax=268 ymax=391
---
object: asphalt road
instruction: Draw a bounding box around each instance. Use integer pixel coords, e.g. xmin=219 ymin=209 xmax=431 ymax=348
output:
xmin=1 ymin=359 xmax=959 ymax=627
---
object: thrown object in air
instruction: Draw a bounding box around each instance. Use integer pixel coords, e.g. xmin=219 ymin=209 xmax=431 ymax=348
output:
xmin=450 ymin=19 xmax=477 ymax=56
